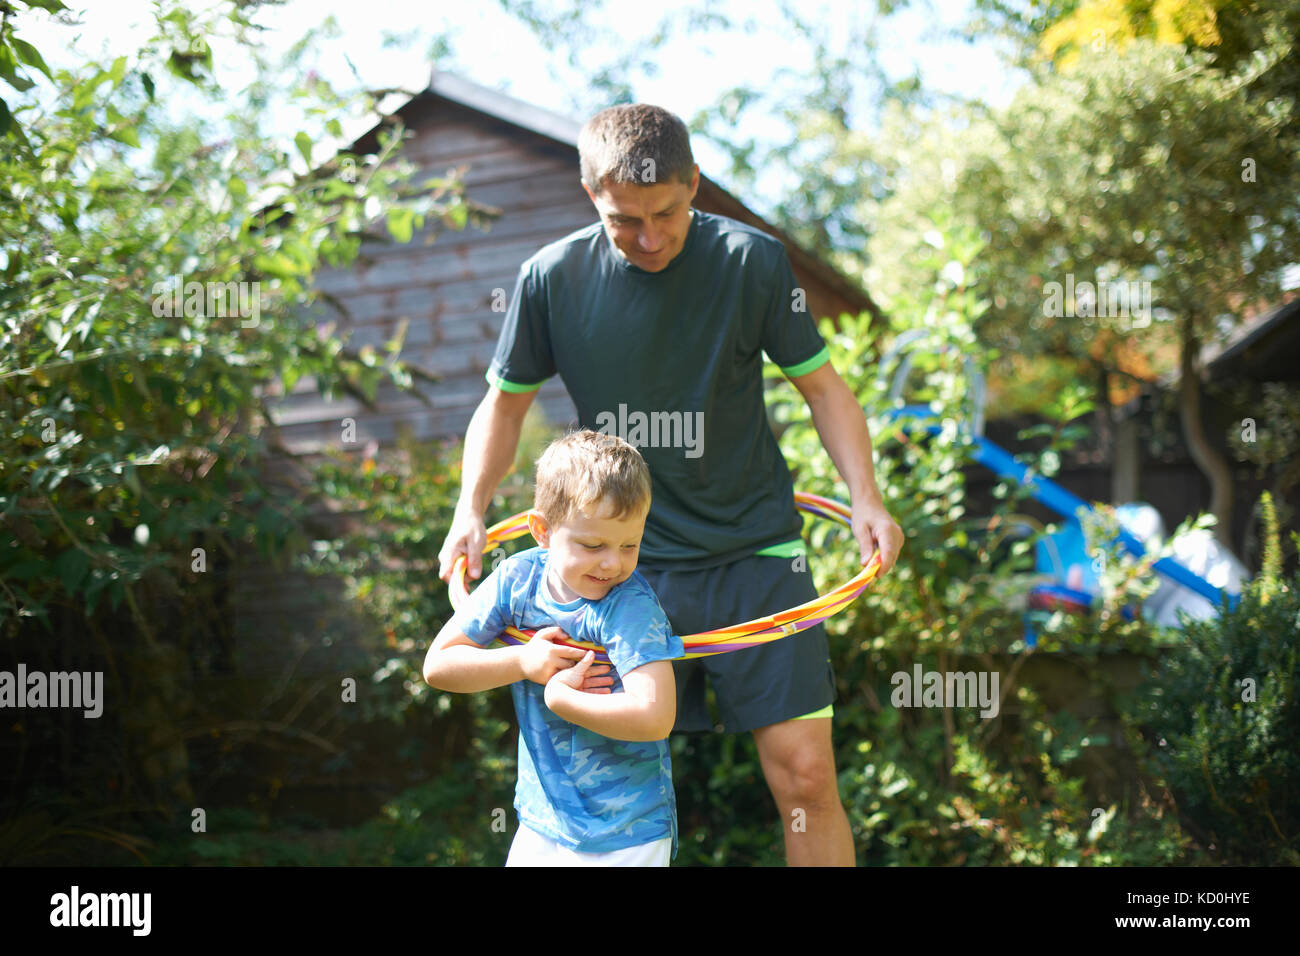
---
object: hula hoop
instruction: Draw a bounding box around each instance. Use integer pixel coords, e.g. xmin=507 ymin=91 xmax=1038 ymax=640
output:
xmin=448 ymin=491 xmax=883 ymax=661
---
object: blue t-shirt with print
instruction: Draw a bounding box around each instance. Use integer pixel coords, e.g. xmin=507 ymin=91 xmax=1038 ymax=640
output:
xmin=448 ymin=547 xmax=683 ymax=856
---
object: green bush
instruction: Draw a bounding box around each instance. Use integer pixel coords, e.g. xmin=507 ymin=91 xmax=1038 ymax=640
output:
xmin=135 ymin=755 xmax=516 ymax=865
xmin=0 ymin=1 xmax=489 ymax=840
xmin=1121 ymin=493 xmax=1300 ymax=865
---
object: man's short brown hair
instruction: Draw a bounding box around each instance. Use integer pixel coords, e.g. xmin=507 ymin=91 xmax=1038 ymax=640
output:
xmin=578 ymin=104 xmax=695 ymax=193
xmin=533 ymin=429 xmax=651 ymax=527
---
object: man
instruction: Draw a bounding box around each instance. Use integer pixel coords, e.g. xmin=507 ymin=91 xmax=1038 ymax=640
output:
xmin=438 ymin=103 xmax=903 ymax=866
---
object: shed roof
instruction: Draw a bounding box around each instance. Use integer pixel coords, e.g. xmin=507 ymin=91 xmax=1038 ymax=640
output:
xmin=1202 ymin=296 xmax=1300 ymax=383
xmin=1148 ymin=294 xmax=1300 ymax=394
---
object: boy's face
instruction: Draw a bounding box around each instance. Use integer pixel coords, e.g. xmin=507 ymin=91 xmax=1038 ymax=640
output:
xmin=528 ymin=497 xmax=649 ymax=603
xmin=583 ymin=165 xmax=700 ymax=273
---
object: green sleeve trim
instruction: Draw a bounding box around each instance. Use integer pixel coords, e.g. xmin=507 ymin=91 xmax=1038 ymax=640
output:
xmin=754 ymin=539 xmax=805 ymax=559
xmin=779 ymin=345 xmax=831 ymax=379
xmin=485 ymin=369 xmax=544 ymax=393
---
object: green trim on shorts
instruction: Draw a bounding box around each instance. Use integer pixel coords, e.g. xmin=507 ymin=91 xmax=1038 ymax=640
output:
xmin=486 ymin=369 xmax=544 ymax=393
xmin=793 ymin=704 xmax=834 ymax=720
xmin=753 ymin=539 xmax=805 ymax=558
xmin=779 ymin=345 xmax=831 ymax=379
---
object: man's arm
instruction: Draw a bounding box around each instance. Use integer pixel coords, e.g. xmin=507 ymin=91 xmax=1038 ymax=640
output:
xmin=789 ymin=361 xmax=904 ymax=575
xmin=437 ymin=386 xmax=537 ymax=582
xmin=544 ymin=657 xmax=675 ymax=742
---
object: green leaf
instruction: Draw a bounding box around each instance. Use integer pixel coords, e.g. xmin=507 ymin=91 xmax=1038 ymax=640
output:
xmin=140 ymin=71 xmax=155 ymax=100
xmin=4 ymin=559 xmax=48 ymax=581
xmin=83 ymin=570 xmax=106 ymax=615
xmin=109 ymin=55 xmax=128 ymax=88
xmin=318 ymin=177 xmax=347 ymax=199
xmin=10 ymin=38 xmax=53 ymax=81
xmin=294 ymin=131 xmax=313 ymax=166
xmin=44 ymin=318 xmax=71 ymax=351
xmin=55 ymin=548 xmax=91 ymax=593
xmin=386 ymin=207 xmax=413 ymax=243
xmin=0 ymin=46 xmax=35 ymax=92
xmin=71 ymin=71 xmax=106 ymax=110
xmin=104 ymin=105 xmax=140 ymax=147
xmin=253 ymin=251 xmax=303 ymax=278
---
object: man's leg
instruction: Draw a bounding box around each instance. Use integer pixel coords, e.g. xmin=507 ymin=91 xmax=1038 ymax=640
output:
xmin=639 ymin=553 xmax=849 ymax=864
xmin=752 ymin=715 xmax=854 ymax=866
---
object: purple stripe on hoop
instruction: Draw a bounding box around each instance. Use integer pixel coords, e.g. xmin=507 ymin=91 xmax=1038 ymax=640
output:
xmin=798 ymin=506 xmax=840 ymax=523
xmin=496 ymin=634 xmax=610 ymax=661
xmin=693 ymin=640 xmax=768 ymax=655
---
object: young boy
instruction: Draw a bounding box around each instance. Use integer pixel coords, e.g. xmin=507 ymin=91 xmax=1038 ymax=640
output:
xmin=424 ymin=429 xmax=682 ymax=866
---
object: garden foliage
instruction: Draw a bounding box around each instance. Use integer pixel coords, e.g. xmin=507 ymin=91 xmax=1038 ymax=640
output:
xmin=1119 ymin=492 xmax=1299 ymax=865
xmin=0 ymin=0 xmax=484 ymax=859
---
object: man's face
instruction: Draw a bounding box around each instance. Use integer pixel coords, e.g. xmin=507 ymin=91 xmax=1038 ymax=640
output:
xmin=583 ymin=165 xmax=700 ymax=273
xmin=528 ymin=498 xmax=649 ymax=603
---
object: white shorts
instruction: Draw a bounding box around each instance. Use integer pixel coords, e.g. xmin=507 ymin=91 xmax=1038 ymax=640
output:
xmin=505 ymin=825 xmax=672 ymax=867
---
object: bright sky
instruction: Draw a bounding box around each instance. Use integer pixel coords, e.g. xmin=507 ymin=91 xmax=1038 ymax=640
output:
xmin=18 ymin=0 xmax=1020 ymax=213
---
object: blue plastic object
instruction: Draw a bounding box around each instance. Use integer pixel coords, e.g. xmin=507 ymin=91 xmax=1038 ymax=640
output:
xmin=877 ymin=404 xmax=1239 ymax=647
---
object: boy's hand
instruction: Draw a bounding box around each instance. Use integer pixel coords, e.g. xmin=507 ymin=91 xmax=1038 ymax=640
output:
xmin=520 ymin=627 xmax=613 ymax=693
xmin=548 ymin=650 xmax=596 ymax=692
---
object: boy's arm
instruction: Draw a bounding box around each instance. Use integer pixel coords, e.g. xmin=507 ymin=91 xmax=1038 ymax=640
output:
xmin=544 ymin=656 xmax=675 ymax=742
xmin=424 ymin=622 xmax=610 ymax=693
xmin=423 ymin=618 xmax=526 ymax=693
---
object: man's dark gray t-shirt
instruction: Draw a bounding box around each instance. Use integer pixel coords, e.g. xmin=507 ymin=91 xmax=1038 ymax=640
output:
xmin=487 ymin=209 xmax=830 ymax=570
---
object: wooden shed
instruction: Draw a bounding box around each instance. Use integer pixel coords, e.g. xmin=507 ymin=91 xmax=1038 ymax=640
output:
xmin=263 ymin=70 xmax=880 ymax=455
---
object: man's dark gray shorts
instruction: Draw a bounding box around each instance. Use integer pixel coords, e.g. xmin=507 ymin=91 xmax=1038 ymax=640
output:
xmin=636 ymin=553 xmax=836 ymax=734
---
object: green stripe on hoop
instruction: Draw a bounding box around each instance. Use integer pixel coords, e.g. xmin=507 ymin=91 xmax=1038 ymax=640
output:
xmin=778 ymin=345 xmax=830 ymax=379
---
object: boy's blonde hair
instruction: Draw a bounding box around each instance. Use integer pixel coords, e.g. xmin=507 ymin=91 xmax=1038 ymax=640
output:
xmin=534 ymin=429 xmax=651 ymax=526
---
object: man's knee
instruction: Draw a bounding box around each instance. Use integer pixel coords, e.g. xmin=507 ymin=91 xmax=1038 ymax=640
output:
xmin=755 ymin=725 xmax=840 ymax=808
xmin=771 ymin=757 xmax=838 ymax=809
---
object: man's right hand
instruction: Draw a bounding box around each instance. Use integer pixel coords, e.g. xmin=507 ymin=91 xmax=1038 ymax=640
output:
xmin=439 ymin=506 xmax=488 ymax=583
xmin=437 ymin=385 xmax=537 ymax=583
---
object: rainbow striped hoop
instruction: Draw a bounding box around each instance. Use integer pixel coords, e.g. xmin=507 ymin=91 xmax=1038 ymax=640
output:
xmin=448 ymin=491 xmax=882 ymax=661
